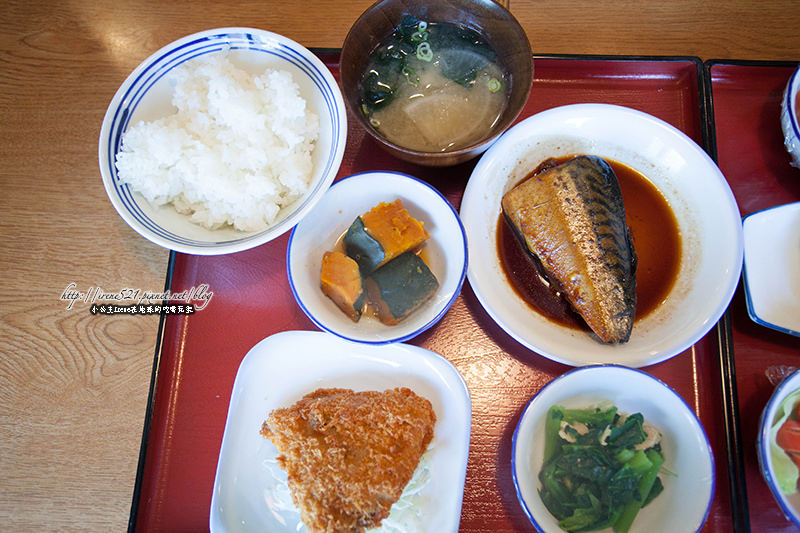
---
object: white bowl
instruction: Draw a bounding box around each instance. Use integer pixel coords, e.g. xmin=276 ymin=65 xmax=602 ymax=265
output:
xmin=98 ymin=28 xmax=347 ymax=255
xmin=742 ymin=202 xmax=800 ymax=337
xmin=287 ymin=172 xmax=467 ymax=344
xmin=460 ymin=103 xmax=743 ymax=367
xmin=758 ymin=368 xmax=800 ymax=527
xmin=512 ymin=365 xmax=714 ymax=533
xmin=781 ymin=65 xmax=800 ymax=169
xmin=210 ymin=330 xmax=471 ymax=533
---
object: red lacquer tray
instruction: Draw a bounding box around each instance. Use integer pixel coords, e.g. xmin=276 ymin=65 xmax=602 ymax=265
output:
xmin=129 ymin=54 xmax=738 ymax=532
xmin=707 ymin=60 xmax=800 ymax=532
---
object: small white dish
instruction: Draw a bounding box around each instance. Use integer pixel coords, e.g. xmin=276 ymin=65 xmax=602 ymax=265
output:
xmin=98 ymin=28 xmax=347 ymax=255
xmin=287 ymin=171 xmax=468 ymax=344
xmin=209 ymin=330 xmax=471 ymax=533
xmin=512 ymin=365 xmax=714 ymax=533
xmin=781 ymin=65 xmax=800 ymax=168
xmin=742 ymin=202 xmax=800 ymax=337
xmin=460 ymin=103 xmax=743 ymax=367
xmin=758 ymin=368 xmax=800 ymax=528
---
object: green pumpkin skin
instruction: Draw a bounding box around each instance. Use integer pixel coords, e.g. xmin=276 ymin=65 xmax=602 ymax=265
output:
xmin=366 ymin=252 xmax=439 ymax=325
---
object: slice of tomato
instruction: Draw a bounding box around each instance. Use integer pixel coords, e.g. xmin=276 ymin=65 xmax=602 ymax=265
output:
xmin=777 ymin=419 xmax=800 ymax=455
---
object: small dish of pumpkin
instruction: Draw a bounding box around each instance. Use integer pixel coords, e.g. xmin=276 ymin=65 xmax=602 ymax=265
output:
xmin=288 ymin=171 xmax=468 ymax=344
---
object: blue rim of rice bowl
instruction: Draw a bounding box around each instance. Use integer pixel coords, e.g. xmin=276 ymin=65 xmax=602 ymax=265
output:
xmin=286 ymin=171 xmax=469 ymax=345
xmin=102 ymin=29 xmax=344 ymax=248
xmin=510 ymin=364 xmax=715 ymax=533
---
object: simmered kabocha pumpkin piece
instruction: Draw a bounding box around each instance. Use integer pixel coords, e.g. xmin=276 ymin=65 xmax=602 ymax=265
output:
xmin=343 ymin=217 xmax=385 ymax=274
xmin=365 ymin=251 xmax=439 ymax=326
xmin=344 ymin=200 xmax=429 ymax=274
xmin=320 ymin=251 xmax=365 ymax=322
xmin=322 ymin=199 xmax=439 ymax=325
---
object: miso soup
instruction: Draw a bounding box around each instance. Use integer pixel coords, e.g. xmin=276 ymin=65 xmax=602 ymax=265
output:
xmin=360 ymin=15 xmax=508 ymax=153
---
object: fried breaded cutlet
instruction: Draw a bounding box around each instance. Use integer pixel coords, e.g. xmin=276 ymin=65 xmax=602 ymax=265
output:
xmin=260 ymin=387 xmax=436 ymax=533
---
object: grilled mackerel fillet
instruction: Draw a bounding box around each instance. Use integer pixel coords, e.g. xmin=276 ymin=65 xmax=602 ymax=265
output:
xmin=501 ymin=155 xmax=637 ymax=343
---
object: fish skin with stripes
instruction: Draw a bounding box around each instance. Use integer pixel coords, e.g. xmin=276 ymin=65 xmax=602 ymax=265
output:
xmin=501 ymin=155 xmax=638 ymax=343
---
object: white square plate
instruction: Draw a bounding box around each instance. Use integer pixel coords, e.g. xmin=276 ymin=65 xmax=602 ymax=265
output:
xmin=210 ymin=330 xmax=471 ymax=532
xmin=743 ymin=202 xmax=800 ymax=337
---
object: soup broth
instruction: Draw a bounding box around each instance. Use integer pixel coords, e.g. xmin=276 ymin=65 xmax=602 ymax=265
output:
xmin=360 ymin=16 xmax=508 ymax=152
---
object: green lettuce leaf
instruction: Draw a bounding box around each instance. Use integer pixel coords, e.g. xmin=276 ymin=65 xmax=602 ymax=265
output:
xmin=770 ymin=389 xmax=800 ymax=494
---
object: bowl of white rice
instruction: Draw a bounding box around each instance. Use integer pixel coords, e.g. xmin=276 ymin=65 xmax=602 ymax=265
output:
xmin=98 ymin=28 xmax=347 ymax=255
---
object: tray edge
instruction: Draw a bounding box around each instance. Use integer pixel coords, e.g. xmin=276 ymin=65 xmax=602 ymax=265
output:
xmin=127 ymin=250 xmax=176 ymax=533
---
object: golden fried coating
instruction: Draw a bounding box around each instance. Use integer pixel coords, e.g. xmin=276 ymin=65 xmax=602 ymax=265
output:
xmin=260 ymin=387 xmax=436 ymax=533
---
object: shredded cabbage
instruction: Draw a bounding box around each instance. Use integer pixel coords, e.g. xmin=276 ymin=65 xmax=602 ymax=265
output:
xmin=370 ymin=456 xmax=431 ymax=532
xmin=261 ymin=450 xmax=431 ymax=532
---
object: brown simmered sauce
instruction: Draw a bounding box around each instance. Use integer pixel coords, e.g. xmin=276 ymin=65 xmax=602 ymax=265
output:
xmin=497 ymin=156 xmax=681 ymax=331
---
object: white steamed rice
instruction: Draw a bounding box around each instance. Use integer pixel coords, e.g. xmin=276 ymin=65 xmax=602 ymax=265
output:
xmin=115 ymin=53 xmax=320 ymax=232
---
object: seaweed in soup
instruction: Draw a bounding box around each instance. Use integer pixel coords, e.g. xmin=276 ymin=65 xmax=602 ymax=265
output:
xmin=359 ymin=15 xmax=507 ymax=152
xmin=360 ymin=15 xmax=500 ymax=113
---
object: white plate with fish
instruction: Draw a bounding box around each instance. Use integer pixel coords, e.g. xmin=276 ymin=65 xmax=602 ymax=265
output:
xmin=460 ymin=103 xmax=743 ymax=367
xmin=210 ymin=330 xmax=471 ymax=533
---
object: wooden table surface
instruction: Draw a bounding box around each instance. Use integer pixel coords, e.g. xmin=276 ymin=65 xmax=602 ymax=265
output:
xmin=1 ymin=0 xmax=798 ymax=530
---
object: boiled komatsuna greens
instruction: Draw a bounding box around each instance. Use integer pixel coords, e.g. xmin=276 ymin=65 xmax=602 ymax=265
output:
xmin=538 ymin=404 xmax=665 ymax=533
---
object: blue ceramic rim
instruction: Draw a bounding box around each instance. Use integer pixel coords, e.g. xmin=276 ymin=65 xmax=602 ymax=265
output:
xmin=510 ymin=364 xmax=716 ymax=533
xmin=756 ymin=368 xmax=800 ymax=528
xmin=787 ymin=66 xmax=800 ymax=144
xmin=102 ymin=29 xmax=344 ymax=248
xmin=741 ymin=202 xmax=800 ymax=338
xmin=286 ymin=171 xmax=469 ymax=345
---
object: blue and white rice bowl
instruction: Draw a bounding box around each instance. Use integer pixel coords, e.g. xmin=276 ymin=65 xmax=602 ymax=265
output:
xmin=98 ymin=28 xmax=347 ymax=255
xmin=512 ymin=365 xmax=715 ymax=533
xmin=287 ymin=171 xmax=468 ymax=344
xmin=781 ymin=65 xmax=800 ymax=169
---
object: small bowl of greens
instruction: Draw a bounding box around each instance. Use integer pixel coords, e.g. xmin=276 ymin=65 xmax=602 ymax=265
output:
xmin=512 ymin=365 xmax=714 ymax=533
xmin=757 ymin=368 xmax=800 ymax=527
xmin=340 ymin=0 xmax=533 ymax=166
